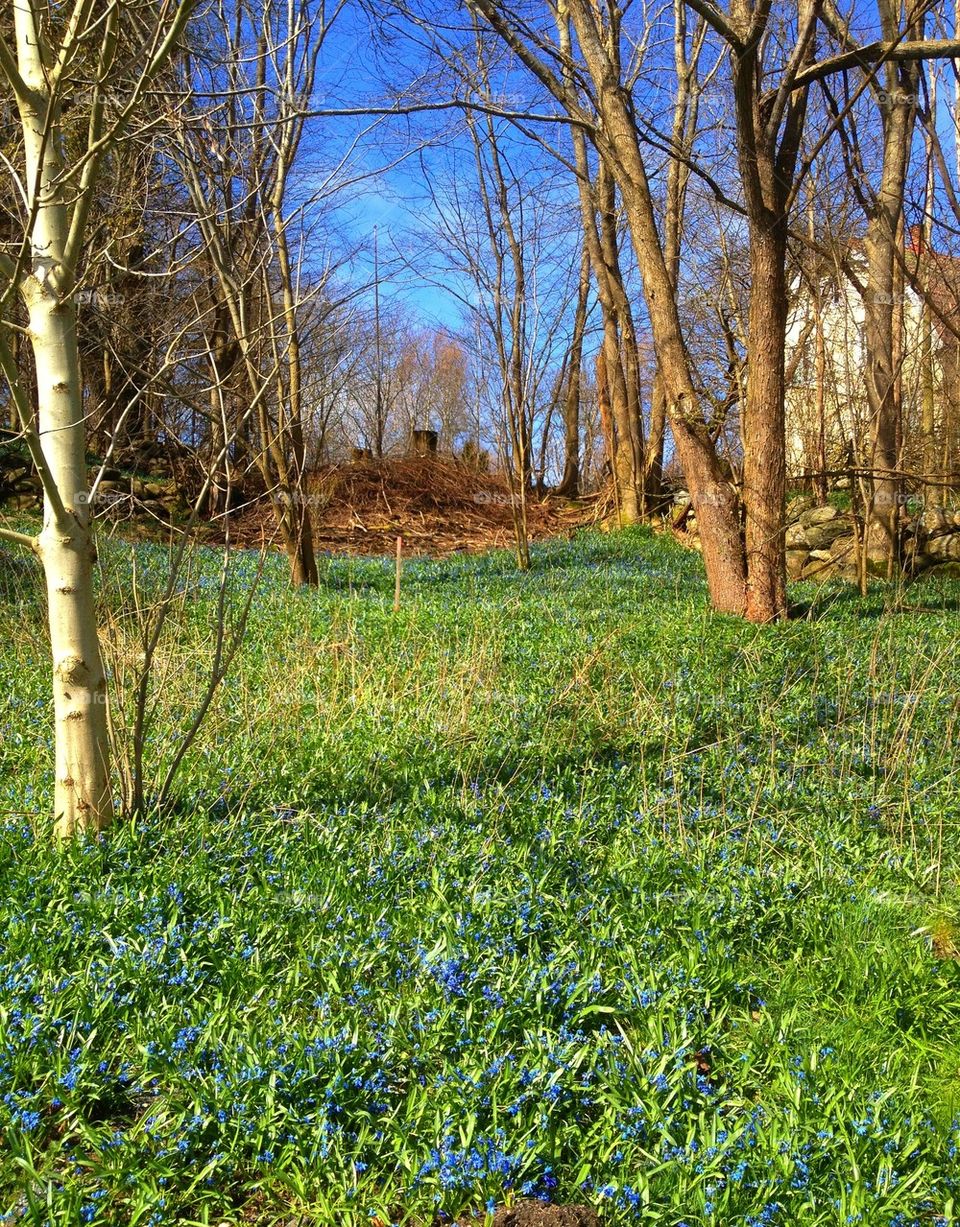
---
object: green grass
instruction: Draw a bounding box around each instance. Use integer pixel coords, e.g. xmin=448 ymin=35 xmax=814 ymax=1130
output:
xmin=1 ymin=526 xmax=960 ymax=1226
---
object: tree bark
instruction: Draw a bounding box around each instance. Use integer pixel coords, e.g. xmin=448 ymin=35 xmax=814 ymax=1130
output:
xmin=742 ymin=227 xmax=789 ymax=620
xmin=557 ymin=246 xmax=589 ymax=497
xmin=863 ymin=1 xmax=919 ymax=565
xmin=15 ymin=5 xmax=113 ymax=834
xmin=561 ymin=13 xmax=645 ymax=522
xmin=564 ymin=0 xmax=747 ymax=611
xmin=727 ymin=2 xmax=811 ymax=621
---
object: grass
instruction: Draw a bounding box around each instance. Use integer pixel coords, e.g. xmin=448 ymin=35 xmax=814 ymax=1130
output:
xmin=1 ymin=525 xmax=960 ymax=1226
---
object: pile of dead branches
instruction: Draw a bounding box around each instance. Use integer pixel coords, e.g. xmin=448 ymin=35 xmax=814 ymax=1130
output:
xmin=229 ymin=456 xmax=588 ymax=557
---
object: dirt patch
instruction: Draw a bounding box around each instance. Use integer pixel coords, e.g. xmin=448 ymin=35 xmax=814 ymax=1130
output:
xmin=477 ymin=1204 xmax=602 ymax=1227
xmin=227 ymin=458 xmax=594 ymax=557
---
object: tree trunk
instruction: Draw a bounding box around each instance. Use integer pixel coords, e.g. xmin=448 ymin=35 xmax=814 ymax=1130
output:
xmin=565 ymin=5 xmax=746 ymax=612
xmin=613 ymin=165 xmax=746 ymax=612
xmin=278 ymin=497 xmax=319 ymax=587
xmin=863 ymin=10 xmax=919 ymax=566
xmin=597 ymin=166 xmax=645 ymax=519
xmin=727 ymin=14 xmax=809 ymax=622
xmin=565 ymin=60 xmax=645 ymax=521
xmin=16 ymin=12 xmax=112 ymax=834
xmin=602 ymin=309 xmax=641 ymax=523
xmin=646 ymin=371 xmax=667 ymax=512
xmin=272 ymin=183 xmax=319 ymax=587
xmin=557 ymin=247 xmax=589 ymax=497
xmin=742 ymin=227 xmax=788 ymax=621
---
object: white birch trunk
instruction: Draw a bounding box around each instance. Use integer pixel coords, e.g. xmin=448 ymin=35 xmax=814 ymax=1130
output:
xmin=14 ymin=4 xmax=113 ymax=835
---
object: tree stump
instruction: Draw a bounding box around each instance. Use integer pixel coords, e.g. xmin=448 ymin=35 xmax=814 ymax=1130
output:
xmin=411 ymin=429 xmax=438 ymax=456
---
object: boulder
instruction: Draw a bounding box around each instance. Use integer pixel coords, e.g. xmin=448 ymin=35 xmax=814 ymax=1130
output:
xmin=786 ymin=549 xmax=809 ymax=580
xmin=829 ymin=534 xmax=856 ymax=558
xmin=786 ymin=495 xmax=815 ymax=522
xmin=923 ymin=508 xmax=951 ymax=533
xmin=804 ymin=517 xmax=850 ymax=550
xmin=140 ymin=499 xmax=171 ymax=518
xmin=800 ymin=503 xmax=839 ymax=528
xmin=927 ymin=533 xmax=960 ymax=561
xmin=785 ymin=522 xmax=809 ymax=548
xmin=7 ymin=493 xmax=39 ymax=510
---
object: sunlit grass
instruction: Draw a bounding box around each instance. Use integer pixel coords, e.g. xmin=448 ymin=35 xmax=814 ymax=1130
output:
xmin=1 ymin=527 xmax=959 ymax=1225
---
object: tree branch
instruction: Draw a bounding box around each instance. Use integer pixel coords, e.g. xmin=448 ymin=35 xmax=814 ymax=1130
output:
xmin=683 ymin=0 xmax=744 ymax=51
xmin=0 ymin=31 xmax=32 ymax=105
xmin=791 ymin=37 xmax=960 ymax=91
xmin=0 ymin=525 xmax=39 ymax=552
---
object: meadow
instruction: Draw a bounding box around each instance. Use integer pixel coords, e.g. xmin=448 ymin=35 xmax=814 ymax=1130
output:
xmin=1 ymin=527 xmax=959 ymax=1226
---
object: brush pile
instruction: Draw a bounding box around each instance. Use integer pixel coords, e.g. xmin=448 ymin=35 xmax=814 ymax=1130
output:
xmin=231 ymin=456 xmax=587 ymax=557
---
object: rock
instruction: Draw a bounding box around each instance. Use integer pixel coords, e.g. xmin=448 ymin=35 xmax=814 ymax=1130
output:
xmin=801 ymin=563 xmax=827 ymax=580
xmin=804 ymin=518 xmax=850 ymax=550
xmin=786 ymin=495 xmax=814 ymax=522
xmin=917 ymin=561 xmax=960 ymax=580
xmin=801 ymin=553 xmax=856 ymax=581
xmin=922 ymin=508 xmax=950 ymax=533
xmin=786 ymin=548 xmax=809 ymax=580
xmin=829 ymin=534 xmax=856 ymax=558
xmin=785 ymin=522 xmax=808 ymax=548
xmin=140 ymin=499 xmax=170 ymax=518
xmin=800 ymin=504 xmax=839 ymax=528
xmin=927 ymin=533 xmax=960 ymax=560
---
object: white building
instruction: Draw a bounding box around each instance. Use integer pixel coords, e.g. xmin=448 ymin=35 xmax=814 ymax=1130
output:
xmin=785 ymin=231 xmax=960 ymax=484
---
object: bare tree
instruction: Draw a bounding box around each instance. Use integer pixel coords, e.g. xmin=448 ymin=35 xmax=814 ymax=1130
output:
xmin=172 ymin=0 xmax=344 ymax=586
xmin=472 ymin=0 xmax=750 ymax=611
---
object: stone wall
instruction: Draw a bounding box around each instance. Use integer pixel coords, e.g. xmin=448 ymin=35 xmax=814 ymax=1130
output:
xmin=674 ymin=491 xmax=960 ymax=582
xmin=784 ymin=500 xmax=858 ymax=581
xmin=1 ymin=444 xmax=182 ymax=523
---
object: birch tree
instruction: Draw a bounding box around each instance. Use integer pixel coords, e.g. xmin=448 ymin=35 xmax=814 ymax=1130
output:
xmin=0 ymin=0 xmax=195 ymax=835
